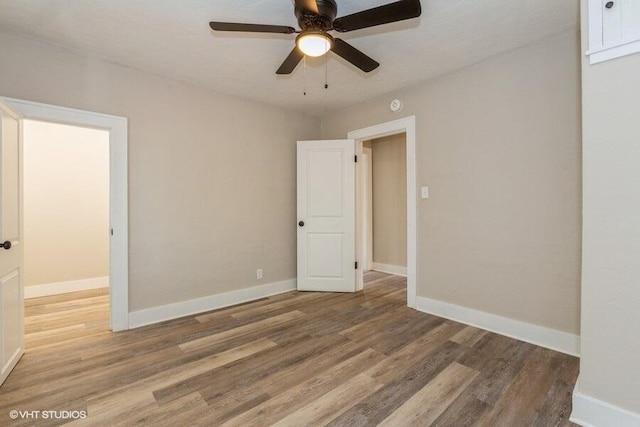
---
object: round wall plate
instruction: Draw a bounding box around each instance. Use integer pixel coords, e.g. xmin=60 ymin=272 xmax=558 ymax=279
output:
xmin=390 ymin=99 xmax=403 ymax=112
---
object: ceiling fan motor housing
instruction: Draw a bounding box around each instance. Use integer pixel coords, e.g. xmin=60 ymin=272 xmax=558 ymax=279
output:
xmin=295 ymin=0 xmax=338 ymax=31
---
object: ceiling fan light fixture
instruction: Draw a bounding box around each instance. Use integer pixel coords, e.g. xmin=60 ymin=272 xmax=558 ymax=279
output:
xmin=296 ymin=31 xmax=333 ymax=57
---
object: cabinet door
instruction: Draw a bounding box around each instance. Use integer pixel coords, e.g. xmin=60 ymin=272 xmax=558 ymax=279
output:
xmin=622 ymin=0 xmax=640 ymax=43
xmin=588 ymin=0 xmax=640 ymax=63
xmin=602 ymin=0 xmax=623 ymax=46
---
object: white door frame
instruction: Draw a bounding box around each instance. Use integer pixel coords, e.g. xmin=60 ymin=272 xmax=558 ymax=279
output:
xmin=361 ymin=146 xmax=373 ymax=272
xmin=348 ymin=116 xmax=417 ymax=309
xmin=3 ymin=97 xmax=129 ymax=331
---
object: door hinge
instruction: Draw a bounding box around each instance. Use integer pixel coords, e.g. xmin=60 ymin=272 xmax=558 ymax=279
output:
xmin=355 ymin=261 xmax=358 ymax=269
xmin=354 ymin=155 xmax=358 ymax=163
xmin=110 ymin=228 xmax=114 ymax=236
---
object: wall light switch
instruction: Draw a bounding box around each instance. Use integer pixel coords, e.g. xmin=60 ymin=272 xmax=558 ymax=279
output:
xmin=421 ymin=186 xmax=429 ymax=199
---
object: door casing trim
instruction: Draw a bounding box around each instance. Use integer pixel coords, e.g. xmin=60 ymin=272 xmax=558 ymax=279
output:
xmin=348 ymin=116 xmax=417 ymax=308
xmin=4 ymin=97 xmax=129 ymax=331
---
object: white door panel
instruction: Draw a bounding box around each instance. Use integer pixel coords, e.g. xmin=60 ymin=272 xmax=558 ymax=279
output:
xmin=1 ymin=113 xmax=19 ymax=241
xmin=308 ymin=150 xmax=344 ymax=216
xmin=0 ymin=100 xmax=24 ymax=386
xmin=2 ymin=272 xmax=21 ymax=368
xmin=307 ymin=233 xmax=343 ymax=278
xmin=297 ymin=140 xmax=355 ymax=292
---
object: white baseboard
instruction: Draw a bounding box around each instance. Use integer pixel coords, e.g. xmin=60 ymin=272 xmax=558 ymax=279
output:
xmin=128 ymin=279 xmax=297 ymax=329
xmin=25 ymin=276 xmax=109 ymax=299
xmin=571 ymin=386 xmax=640 ymax=427
xmin=372 ymin=262 xmax=407 ymax=277
xmin=415 ymin=296 xmax=580 ymax=357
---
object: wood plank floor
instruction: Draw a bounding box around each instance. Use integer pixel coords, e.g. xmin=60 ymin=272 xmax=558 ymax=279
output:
xmin=0 ymin=272 xmax=579 ymax=426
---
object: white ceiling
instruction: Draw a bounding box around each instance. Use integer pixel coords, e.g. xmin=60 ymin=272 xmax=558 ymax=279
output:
xmin=0 ymin=0 xmax=578 ymax=116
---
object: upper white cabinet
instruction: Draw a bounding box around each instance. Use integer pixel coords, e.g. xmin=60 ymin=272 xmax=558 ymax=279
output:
xmin=587 ymin=0 xmax=640 ymax=63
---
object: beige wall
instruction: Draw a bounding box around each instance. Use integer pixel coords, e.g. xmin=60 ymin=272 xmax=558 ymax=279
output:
xmin=23 ymin=120 xmax=109 ymax=286
xmin=578 ymin=0 xmax=640 ymax=414
xmin=322 ymin=30 xmax=582 ymax=334
xmin=0 ymin=31 xmax=320 ymax=311
xmin=371 ymin=134 xmax=407 ymax=267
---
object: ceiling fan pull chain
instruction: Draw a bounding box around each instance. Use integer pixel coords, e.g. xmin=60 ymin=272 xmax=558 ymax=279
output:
xmin=303 ymin=56 xmax=307 ymax=95
xmin=325 ymin=55 xmax=329 ymax=89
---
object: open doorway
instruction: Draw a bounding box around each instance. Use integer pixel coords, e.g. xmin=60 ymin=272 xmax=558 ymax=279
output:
xmin=350 ymin=116 xmax=417 ymax=308
xmin=362 ymin=133 xmax=407 ymax=277
xmin=23 ymin=120 xmax=111 ymax=331
xmin=3 ymin=96 xmax=129 ymax=332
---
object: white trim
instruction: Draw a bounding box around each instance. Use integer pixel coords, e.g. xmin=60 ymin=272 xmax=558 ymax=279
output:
xmin=2 ymin=97 xmax=129 ymax=331
xmin=348 ymin=116 xmax=417 ymax=309
xmin=571 ymin=387 xmax=640 ymax=427
xmin=371 ymin=263 xmax=407 ymax=277
xmin=416 ymin=296 xmax=580 ymax=356
xmin=587 ymin=38 xmax=640 ymax=64
xmin=24 ymin=277 xmax=109 ymax=299
xmin=129 ymin=279 xmax=297 ymax=329
xmin=361 ymin=148 xmax=373 ymax=273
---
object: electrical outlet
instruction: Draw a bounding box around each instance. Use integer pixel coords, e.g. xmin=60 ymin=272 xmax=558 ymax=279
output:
xmin=256 ymin=268 xmax=263 ymax=280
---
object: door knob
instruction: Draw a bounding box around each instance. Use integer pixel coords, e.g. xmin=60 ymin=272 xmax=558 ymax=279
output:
xmin=1 ymin=241 xmax=11 ymax=250
xmin=298 ymin=221 xmax=305 ymax=227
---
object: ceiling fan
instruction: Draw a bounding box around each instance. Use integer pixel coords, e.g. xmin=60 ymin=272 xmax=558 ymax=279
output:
xmin=209 ymin=0 xmax=422 ymax=75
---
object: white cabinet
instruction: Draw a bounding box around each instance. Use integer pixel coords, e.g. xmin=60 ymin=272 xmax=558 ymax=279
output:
xmin=587 ymin=0 xmax=640 ymax=63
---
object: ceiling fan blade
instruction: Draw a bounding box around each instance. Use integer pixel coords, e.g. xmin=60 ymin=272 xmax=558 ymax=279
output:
xmin=332 ymin=0 xmax=421 ymax=33
xmin=209 ymin=22 xmax=296 ymax=34
xmin=276 ymin=47 xmax=305 ymax=74
xmin=294 ymin=0 xmax=319 ymax=14
xmin=331 ymin=39 xmax=379 ymax=73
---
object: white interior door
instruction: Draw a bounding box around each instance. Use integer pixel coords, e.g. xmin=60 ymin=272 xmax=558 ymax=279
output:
xmin=0 ymin=100 xmax=24 ymax=386
xmin=297 ymin=140 xmax=355 ymax=292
